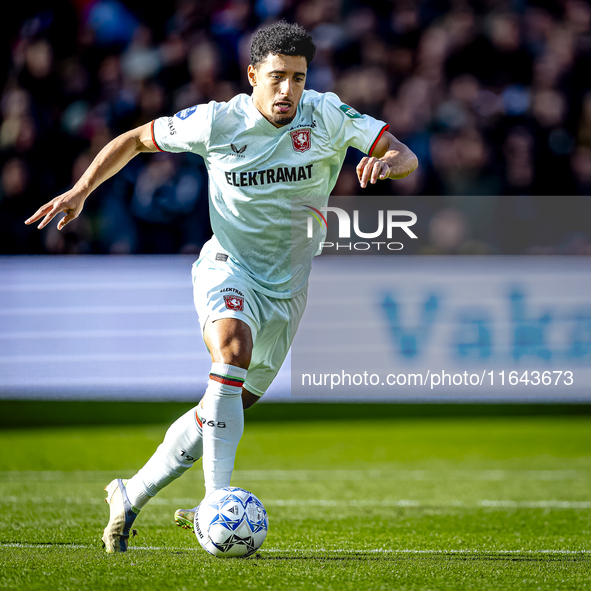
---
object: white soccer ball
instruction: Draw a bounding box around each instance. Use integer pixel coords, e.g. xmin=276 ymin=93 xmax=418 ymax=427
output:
xmin=194 ymin=487 xmax=269 ymax=558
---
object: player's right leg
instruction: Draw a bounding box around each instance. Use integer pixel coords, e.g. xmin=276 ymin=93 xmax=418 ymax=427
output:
xmin=101 ymin=479 xmax=138 ymax=553
xmin=101 ymin=406 xmax=204 ymax=552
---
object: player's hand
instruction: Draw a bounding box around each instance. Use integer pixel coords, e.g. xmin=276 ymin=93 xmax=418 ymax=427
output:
xmin=356 ymin=157 xmax=390 ymax=189
xmin=25 ymin=189 xmax=86 ymax=231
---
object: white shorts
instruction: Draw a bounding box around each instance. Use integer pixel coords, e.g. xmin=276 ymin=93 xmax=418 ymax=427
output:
xmin=192 ymin=246 xmax=307 ymax=397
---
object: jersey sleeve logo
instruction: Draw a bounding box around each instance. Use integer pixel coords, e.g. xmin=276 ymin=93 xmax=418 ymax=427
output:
xmin=290 ymin=128 xmax=311 ymax=153
xmin=175 ymin=106 xmax=197 ymax=120
xmin=223 ymin=295 xmax=245 ymax=311
xmin=339 ymin=104 xmax=362 ymax=119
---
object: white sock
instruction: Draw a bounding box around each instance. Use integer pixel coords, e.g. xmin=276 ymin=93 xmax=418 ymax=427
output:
xmin=201 ymin=362 xmax=247 ymax=497
xmin=125 ymin=407 xmax=203 ymax=511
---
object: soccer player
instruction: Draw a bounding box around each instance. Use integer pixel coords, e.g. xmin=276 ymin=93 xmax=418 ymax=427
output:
xmin=25 ymin=21 xmax=418 ymax=553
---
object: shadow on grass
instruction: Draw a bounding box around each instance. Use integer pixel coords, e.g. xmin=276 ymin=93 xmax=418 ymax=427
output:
xmin=3 ymin=543 xmax=588 ymax=565
xmin=256 ymin=552 xmax=589 ymax=564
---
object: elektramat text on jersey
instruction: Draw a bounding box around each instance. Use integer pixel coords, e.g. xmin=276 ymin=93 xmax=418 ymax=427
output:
xmin=224 ymin=164 xmax=313 ymax=187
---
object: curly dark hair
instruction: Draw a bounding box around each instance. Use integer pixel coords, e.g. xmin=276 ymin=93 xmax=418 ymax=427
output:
xmin=250 ymin=20 xmax=316 ymax=68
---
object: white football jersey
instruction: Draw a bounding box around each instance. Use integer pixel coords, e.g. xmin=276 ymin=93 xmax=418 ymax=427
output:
xmin=152 ymin=90 xmax=388 ymax=298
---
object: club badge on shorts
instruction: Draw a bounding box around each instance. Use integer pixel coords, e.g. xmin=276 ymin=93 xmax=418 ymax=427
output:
xmin=223 ymin=294 xmax=244 ymax=311
xmin=290 ymin=128 xmax=311 ymax=153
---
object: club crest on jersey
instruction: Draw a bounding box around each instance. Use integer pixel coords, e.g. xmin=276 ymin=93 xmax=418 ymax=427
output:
xmin=290 ymin=128 xmax=311 ymax=153
xmin=223 ymin=294 xmax=244 ymax=311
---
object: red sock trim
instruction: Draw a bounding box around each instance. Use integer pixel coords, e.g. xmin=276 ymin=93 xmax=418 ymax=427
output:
xmin=209 ymin=373 xmax=245 ymax=388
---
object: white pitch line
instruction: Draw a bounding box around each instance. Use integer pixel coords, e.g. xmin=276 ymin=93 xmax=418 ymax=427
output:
xmin=262 ymin=548 xmax=591 ymax=555
xmin=480 ymin=500 xmax=591 ymax=509
xmin=2 ymin=496 xmax=590 ymax=509
xmin=0 ymin=469 xmax=587 ymax=482
xmin=1 ymin=543 xmax=589 ymax=555
xmin=1 ymin=543 xmax=91 ymax=550
xmin=232 ymin=469 xmax=586 ymax=482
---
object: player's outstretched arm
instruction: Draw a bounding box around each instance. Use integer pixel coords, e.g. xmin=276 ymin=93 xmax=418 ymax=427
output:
xmin=25 ymin=122 xmax=158 ymax=230
xmin=356 ymin=131 xmax=418 ymax=188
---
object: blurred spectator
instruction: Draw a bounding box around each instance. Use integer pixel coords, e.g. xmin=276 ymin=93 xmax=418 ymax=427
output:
xmin=0 ymin=157 xmax=45 ymax=253
xmin=2 ymin=0 xmax=591 ymax=256
xmin=130 ymin=152 xmax=205 ymax=253
xmin=571 ymin=145 xmax=591 ymax=193
xmin=502 ymin=127 xmax=535 ymax=194
xmin=423 ymin=207 xmax=469 ymax=254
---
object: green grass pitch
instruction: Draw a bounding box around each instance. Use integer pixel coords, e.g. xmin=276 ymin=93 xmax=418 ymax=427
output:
xmin=0 ymin=404 xmax=590 ymax=590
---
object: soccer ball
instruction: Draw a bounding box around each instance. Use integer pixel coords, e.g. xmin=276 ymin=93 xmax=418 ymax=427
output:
xmin=194 ymin=487 xmax=269 ymax=557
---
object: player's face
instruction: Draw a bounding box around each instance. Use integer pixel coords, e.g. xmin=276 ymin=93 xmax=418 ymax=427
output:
xmin=248 ymin=54 xmax=307 ymax=128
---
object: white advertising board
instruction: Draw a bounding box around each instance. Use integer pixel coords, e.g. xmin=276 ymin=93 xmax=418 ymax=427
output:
xmin=1 ymin=256 xmax=589 ymax=402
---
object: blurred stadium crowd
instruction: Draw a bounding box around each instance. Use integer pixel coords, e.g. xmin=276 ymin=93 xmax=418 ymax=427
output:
xmin=2 ymin=0 xmax=591 ymax=255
